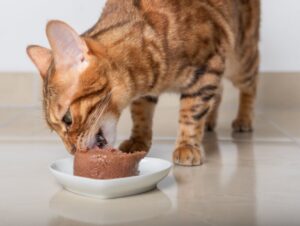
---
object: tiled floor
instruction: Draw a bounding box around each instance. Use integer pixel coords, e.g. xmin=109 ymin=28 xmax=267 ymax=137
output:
xmin=0 ymin=107 xmax=300 ymax=226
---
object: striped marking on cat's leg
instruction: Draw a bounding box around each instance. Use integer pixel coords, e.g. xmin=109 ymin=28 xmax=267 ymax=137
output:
xmin=119 ymin=96 xmax=158 ymax=153
xmin=206 ymin=85 xmax=223 ymax=131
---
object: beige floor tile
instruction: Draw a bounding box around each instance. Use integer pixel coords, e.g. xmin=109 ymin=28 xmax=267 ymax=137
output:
xmin=264 ymin=110 xmax=300 ymax=144
xmin=1 ymin=139 xmax=300 ymax=226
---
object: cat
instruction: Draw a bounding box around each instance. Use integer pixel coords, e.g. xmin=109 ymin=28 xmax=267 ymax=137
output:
xmin=27 ymin=0 xmax=260 ymax=166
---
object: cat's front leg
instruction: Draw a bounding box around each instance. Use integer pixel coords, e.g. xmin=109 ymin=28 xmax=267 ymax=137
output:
xmin=173 ymin=94 xmax=210 ymax=166
xmin=119 ymin=96 xmax=158 ymax=153
xmin=173 ymin=55 xmax=224 ymax=166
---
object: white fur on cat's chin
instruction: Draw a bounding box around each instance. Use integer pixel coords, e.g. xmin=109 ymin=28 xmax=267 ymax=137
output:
xmin=101 ymin=116 xmax=117 ymax=147
xmin=82 ymin=114 xmax=117 ymax=150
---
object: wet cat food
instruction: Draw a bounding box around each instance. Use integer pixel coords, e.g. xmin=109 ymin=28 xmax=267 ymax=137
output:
xmin=74 ymin=148 xmax=146 ymax=179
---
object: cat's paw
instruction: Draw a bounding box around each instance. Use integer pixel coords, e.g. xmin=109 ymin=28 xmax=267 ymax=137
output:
xmin=119 ymin=138 xmax=150 ymax=153
xmin=173 ymin=145 xmax=203 ymax=166
xmin=232 ymin=117 xmax=253 ymax=132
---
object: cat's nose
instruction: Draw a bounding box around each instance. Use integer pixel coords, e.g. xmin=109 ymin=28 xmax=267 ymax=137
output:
xmin=96 ymin=132 xmax=107 ymax=148
xmin=62 ymin=139 xmax=77 ymax=154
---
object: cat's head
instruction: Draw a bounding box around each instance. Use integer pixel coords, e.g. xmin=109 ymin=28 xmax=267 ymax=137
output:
xmin=27 ymin=21 xmax=128 ymax=154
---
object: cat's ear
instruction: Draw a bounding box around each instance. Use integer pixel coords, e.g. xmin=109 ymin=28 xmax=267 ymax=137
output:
xmin=26 ymin=45 xmax=52 ymax=79
xmin=46 ymin=20 xmax=89 ymax=71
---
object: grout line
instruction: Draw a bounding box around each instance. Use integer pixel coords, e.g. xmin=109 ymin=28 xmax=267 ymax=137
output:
xmin=260 ymin=113 xmax=300 ymax=146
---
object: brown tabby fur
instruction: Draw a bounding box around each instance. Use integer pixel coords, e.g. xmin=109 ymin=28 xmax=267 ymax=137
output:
xmin=27 ymin=0 xmax=260 ymax=166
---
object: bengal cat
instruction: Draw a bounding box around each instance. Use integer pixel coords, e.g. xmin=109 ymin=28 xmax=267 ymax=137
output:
xmin=27 ymin=0 xmax=260 ymax=166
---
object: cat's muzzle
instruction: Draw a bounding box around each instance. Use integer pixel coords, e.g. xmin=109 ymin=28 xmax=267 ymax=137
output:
xmin=95 ymin=130 xmax=108 ymax=148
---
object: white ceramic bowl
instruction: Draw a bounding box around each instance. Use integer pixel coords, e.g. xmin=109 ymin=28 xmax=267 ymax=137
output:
xmin=49 ymin=157 xmax=172 ymax=199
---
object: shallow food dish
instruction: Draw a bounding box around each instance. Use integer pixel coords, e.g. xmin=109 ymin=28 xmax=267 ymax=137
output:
xmin=49 ymin=157 xmax=172 ymax=199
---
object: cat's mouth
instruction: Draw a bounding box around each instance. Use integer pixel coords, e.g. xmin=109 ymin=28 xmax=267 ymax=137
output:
xmin=89 ymin=117 xmax=117 ymax=150
xmin=95 ymin=130 xmax=108 ymax=149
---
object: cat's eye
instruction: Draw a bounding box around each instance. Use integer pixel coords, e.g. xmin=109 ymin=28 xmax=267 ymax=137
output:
xmin=62 ymin=110 xmax=72 ymax=126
